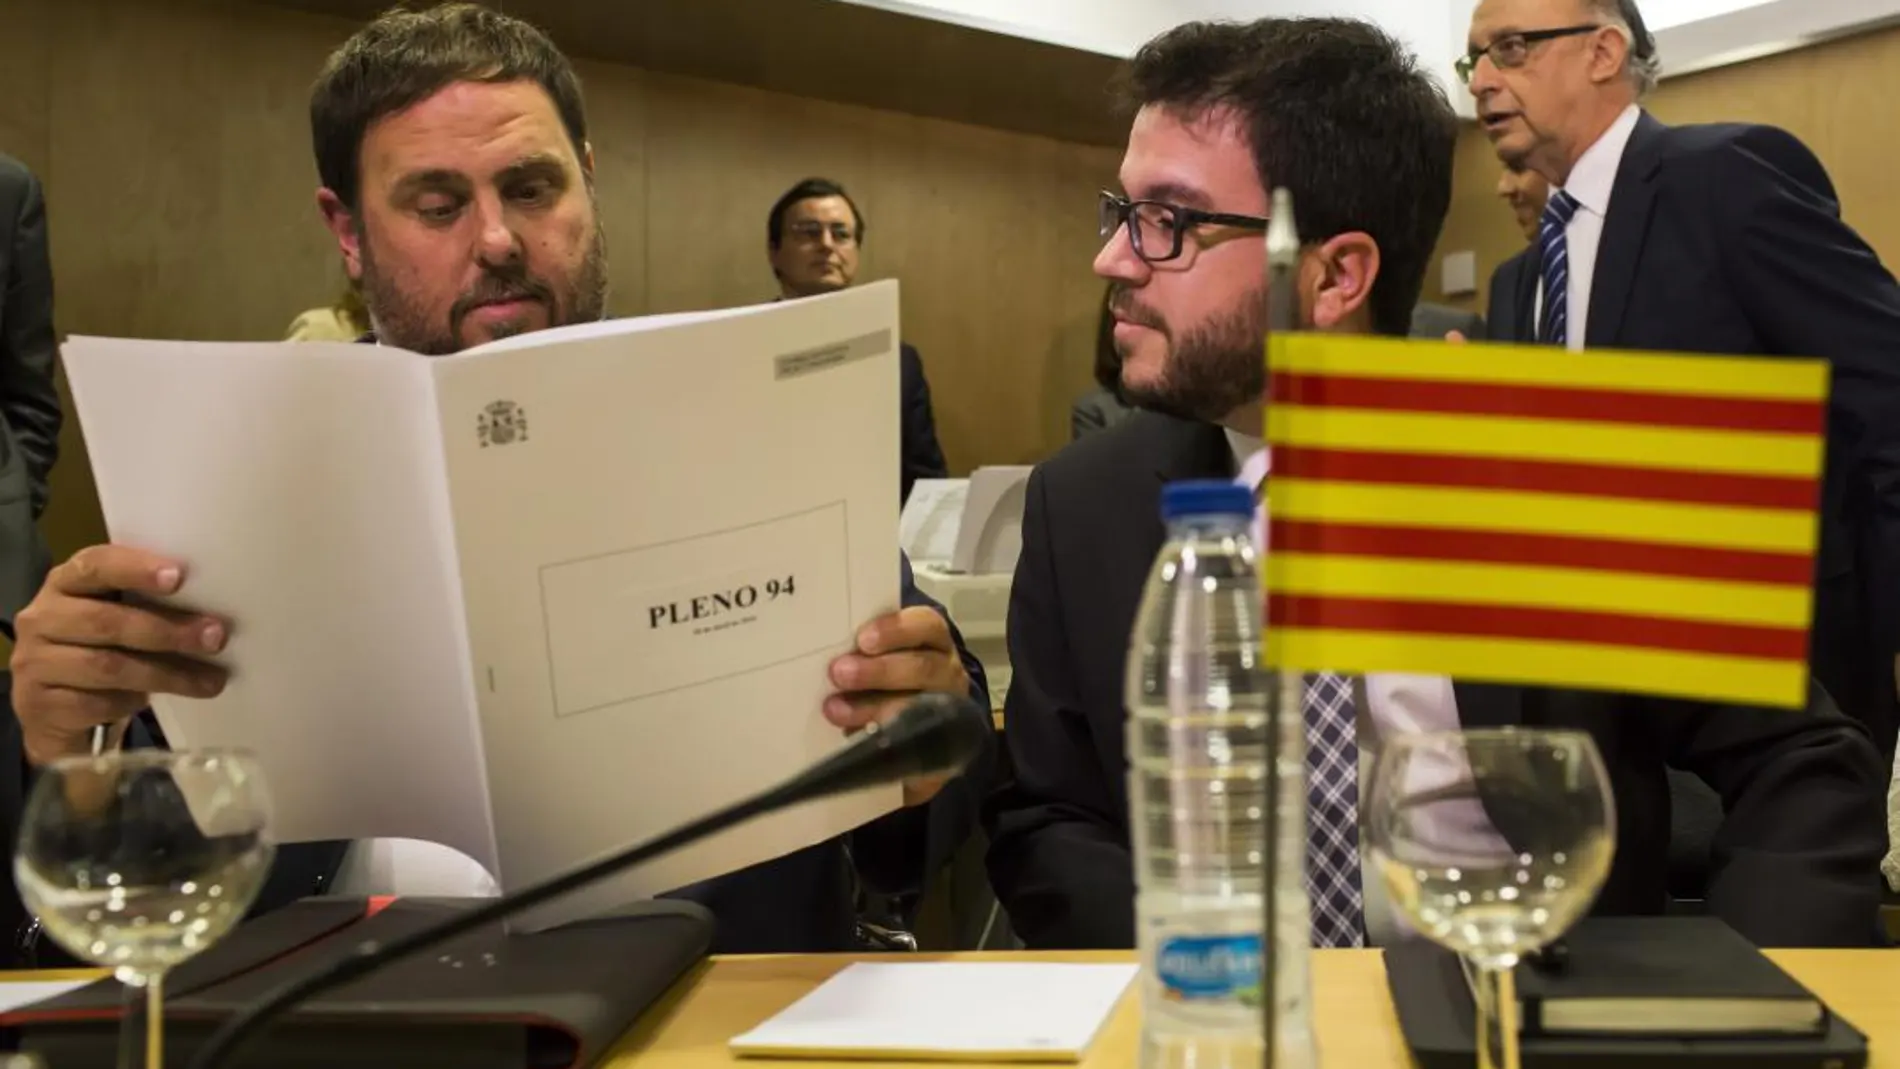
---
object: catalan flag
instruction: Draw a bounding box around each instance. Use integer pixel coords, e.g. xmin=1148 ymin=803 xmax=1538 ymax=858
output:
xmin=1262 ymin=334 xmax=1829 ymax=709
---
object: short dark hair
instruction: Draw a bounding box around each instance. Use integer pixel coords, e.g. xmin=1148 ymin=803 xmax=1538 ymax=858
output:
xmin=310 ymin=2 xmax=589 ymax=210
xmin=767 ymin=178 xmax=865 ymax=248
xmin=1117 ymin=18 xmax=1458 ymax=336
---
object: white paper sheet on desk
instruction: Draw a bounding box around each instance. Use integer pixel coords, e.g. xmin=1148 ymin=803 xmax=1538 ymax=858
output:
xmin=0 ymin=979 xmax=92 ymax=1015
xmin=729 ymin=962 xmax=1138 ymax=1062
xmin=61 ymin=282 xmax=904 ymax=933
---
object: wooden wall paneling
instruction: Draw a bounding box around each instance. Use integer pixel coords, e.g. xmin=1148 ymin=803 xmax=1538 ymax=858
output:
xmin=47 ymin=0 xmax=351 ymax=342
xmin=246 ymin=0 xmax=1128 ymax=147
xmin=568 ymin=57 xmax=652 ymax=319
xmin=642 ymin=72 xmax=1119 ymax=471
xmin=640 ymin=74 xmax=862 ymax=315
xmin=0 ymin=0 xmax=53 ymax=175
xmin=35 ymin=0 xmax=358 ymax=559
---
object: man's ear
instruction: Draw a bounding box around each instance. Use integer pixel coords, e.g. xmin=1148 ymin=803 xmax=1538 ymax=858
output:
xmin=1589 ymin=27 xmax=1632 ymax=85
xmin=581 ymin=140 xmax=596 ymax=182
xmin=1302 ymin=231 xmax=1380 ymax=331
xmin=316 ymin=188 xmax=364 ymax=281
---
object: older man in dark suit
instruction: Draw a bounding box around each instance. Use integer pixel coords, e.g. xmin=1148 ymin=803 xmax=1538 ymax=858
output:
xmin=0 ymin=155 xmax=62 ymax=626
xmin=1467 ymin=0 xmax=1900 ymax=766
xmin=982 ymin=15 xmax=1890 ymax=953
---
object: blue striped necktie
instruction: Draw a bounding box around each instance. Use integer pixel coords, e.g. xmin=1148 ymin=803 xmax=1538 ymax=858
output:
xmin=1537 ymin=189 xmax=1580 ymax=346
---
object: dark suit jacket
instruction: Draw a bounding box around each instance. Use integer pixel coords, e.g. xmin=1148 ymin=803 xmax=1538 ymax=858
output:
xmin=1070 ymin=387 xmax=1133 ymax=441
xmin=900 ymin=343 xmax=948 ymax=505
xmin=2 ymin=555 xmax=995 ymax=963
xmin=1484 ymin=112 xmax=1900 ymax=765
xmin=981 ymin=411 xmax=1891 ymax=950
xmin=0 ymin=156 xmax=62 ymax=623
xmin=1485 ymin=247 xmax=1534 ymax=334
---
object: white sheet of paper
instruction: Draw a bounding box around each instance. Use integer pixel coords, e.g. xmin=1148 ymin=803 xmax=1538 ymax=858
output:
xmin=431 ymin=285 xmax=902 ymax=930
xmin=729 ymin=962 xmax=1138 ymax=1062
xmin=63 ymin=340 xmax=496 ymax=870
xmin=898 ymin=479 xmax=967 ymax=564
xmin=62 ymin=282 xmax=903 ymax=932
xmin=0 ymin=978 xmax=92 ymax=1015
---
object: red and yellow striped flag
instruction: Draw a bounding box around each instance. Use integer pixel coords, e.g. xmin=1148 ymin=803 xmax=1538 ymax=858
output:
xmin=1262 ymin=334 xmax=1829 ymax=709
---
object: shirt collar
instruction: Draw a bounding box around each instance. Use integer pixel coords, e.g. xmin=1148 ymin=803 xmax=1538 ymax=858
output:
xmin=1227 ymin=427 xmax=1268 ymax=490
xmin=1558 ymin=104 xmax=1641 ymax=217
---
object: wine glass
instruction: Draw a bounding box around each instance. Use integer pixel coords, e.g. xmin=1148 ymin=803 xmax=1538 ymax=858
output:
xmin=14 ymin=748 xmax=276 ymax=1069
xmin=1366 ymin=728 xmax=1614 ymax=1069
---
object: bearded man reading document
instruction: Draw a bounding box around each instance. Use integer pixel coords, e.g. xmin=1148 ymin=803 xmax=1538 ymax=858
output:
xmin=1 ymin=2 xmax=992 ymax=962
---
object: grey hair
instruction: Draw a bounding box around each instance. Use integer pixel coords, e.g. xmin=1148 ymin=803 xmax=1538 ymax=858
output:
xmin=1589 ymin=0 xmax=1659 ymax=96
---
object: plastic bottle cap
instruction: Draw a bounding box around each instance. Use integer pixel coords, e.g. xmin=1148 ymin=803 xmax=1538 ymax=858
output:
xmin=1160 ymin=479 xmax=1254 ymax=521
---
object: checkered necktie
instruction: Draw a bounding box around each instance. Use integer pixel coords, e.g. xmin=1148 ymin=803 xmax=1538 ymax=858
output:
xmin=1244 ymin=457 xmax=1365 ymax=948
xmin=1537 ymin=189 xmax=1580 ymax=346
xmin=1302 ymin=671 xmax=1364 ymax=947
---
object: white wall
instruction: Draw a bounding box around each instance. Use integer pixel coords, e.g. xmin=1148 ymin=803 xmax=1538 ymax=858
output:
xmin=829 ymin=0 xmax=1277 ymax=57
xmin=841 ymin=0 xmax=1900 ymax=121
xmin=1650 ymin=0 xmax=1900 ymax=77
xmin=838 ymin=0 xmax=1465 ymax=101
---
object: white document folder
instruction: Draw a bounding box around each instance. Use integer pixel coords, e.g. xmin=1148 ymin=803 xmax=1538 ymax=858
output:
xmin=61 ymin=281 xmax=904 ymax=932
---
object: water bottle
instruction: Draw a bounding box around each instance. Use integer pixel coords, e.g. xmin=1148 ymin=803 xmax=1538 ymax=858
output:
xmin=1126 ymin=479 xmax=1314 ymax=1069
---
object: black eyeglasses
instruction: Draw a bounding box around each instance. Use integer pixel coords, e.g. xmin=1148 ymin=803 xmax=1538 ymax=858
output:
xmin=1456 ymin=24 xmax=1601 ymax=83
xmin=1098 ymin=190 xmax=1270 ymax=265
xmin=785 ymin=220 xmax=858 ymax=247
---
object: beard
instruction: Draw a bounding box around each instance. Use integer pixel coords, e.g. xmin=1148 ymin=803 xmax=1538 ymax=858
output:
xmin=358 ymin=215 xmax=610 ymax=356
xmin=1112 ymin=280 xmax=1270 ymax=424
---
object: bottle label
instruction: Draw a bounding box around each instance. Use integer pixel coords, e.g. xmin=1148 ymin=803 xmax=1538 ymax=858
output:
xmin=1154 ymin=933 xmax=1262 ymax=1006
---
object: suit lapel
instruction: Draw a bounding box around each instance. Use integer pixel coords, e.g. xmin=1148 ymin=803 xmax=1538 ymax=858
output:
xmin=1508 ymin=254 xmax=1538 ymax=343
xmin=1148 ymin=414 xmax=1238 ymax=487
xmin=1120 ymin=413 xmax=1235 ymax=627
xmin=1586 ymin=111 xmax=1665 ymax=348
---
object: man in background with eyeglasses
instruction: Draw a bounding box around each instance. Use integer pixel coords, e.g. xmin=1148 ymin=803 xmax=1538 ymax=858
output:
xmin=766 ymin=178 xmax=948 ymax=506
xmin=1464 ymin=0 xmax=1900 ymax=775
xmin=981 ymin=15 xmax=1890 ymax=953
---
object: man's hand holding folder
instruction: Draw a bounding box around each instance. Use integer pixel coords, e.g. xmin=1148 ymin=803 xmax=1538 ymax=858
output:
xmin=11 ymin=545 xmax=970 ymax=814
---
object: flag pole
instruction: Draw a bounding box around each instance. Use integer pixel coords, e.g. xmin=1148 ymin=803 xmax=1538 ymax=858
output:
xmin=1262 ymin=186 xmax=1298 ymax=1067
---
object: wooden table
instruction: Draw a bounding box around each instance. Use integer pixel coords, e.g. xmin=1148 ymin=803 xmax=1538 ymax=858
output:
xmin=4 ymin=950 xmax=1895 ymax=1067
xmin=603 ymin=949 xmax=1900 ymax=1069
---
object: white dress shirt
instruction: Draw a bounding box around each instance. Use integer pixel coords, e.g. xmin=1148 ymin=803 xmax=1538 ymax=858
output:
xmin=1533 ymin=104 xmax=1642 ymax=350
xmin=1228 ymin=429 xmax=1508 ymax=944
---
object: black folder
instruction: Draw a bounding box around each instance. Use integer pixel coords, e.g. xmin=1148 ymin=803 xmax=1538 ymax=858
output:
xmin=1384 ymin=917 xmax=1869 ymax=1069
xmin=0 ymin=896 xmax=714 ymax=1069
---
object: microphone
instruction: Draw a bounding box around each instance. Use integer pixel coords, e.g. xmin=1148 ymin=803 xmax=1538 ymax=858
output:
xmin=185 ymin=691 xmax=991 ymax=1069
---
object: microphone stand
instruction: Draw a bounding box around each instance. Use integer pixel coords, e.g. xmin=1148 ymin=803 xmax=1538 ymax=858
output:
xmin=1262 ymin=186 xmax=1299 ymax=1067
xmin=184 ymin=693 xmax=987 ymax=1069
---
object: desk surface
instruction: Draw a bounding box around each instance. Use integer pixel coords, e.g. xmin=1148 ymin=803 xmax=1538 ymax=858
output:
xmin=4 ymin=949 xmax=1895 ymax=1067
xmin=605 ymin=949 xmax=1900 ymax=1069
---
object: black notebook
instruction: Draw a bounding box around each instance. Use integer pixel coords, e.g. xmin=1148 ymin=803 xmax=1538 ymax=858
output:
xmin=1515 ymin=916 xmax=1825 ymax=1037
xmin=1385 ymin=916 xmax=1869 ymax=1069
xmin=0 ymin=895 xmax=714 ymax=1069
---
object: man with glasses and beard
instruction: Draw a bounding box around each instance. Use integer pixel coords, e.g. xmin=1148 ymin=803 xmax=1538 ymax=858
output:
xmin=981 ymin=17 xmax=1890 ymax=951
xmin=1 ymin=1 xmax=992 ymax=960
